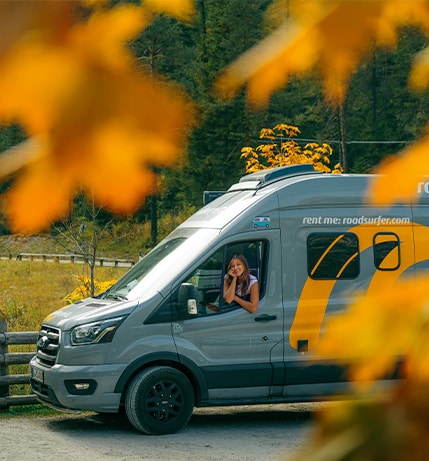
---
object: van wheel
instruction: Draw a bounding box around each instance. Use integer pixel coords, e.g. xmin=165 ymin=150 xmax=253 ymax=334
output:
xmin=125 ymin=366 xmax=195 ymax=435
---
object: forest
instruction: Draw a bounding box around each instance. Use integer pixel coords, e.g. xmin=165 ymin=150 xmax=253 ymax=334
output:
xmin=0 ymin=0 xmax=428 ymax=235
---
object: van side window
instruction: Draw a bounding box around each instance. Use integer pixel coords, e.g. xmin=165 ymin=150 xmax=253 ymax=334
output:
xmin=373 ymin=232 xmax=400 ymax=270
xmin=172 ymin=240 xmax=267 ymax=319
xmin=307 ymin=232 xmax=359 ymax=280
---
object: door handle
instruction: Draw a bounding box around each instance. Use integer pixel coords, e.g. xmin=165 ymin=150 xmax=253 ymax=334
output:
xmin=254 ymin=314 xmax=277 ymax=322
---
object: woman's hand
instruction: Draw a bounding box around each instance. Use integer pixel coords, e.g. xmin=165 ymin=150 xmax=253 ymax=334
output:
xmin=228 ymin=269 xmax=237 ymax=279
xmin=223 ymin=273 xmax=237 ymax=303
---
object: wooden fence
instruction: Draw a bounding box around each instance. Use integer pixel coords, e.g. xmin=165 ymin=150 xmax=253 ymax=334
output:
xmin=0 ymin=320 xmax=38 ymax=409
xmin=14 ymin=252 xmax=135 ymax=267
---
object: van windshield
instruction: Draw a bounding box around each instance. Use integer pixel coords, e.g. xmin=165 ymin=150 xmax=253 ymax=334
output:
xmin=102 ymin=237 xmax=186 ymax=300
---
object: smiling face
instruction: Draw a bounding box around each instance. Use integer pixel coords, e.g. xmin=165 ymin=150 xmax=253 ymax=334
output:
xmin=228 ymin=258 xmax=245 ymax=278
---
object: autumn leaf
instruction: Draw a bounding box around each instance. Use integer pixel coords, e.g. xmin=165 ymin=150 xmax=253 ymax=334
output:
xmin=0 ymin=1 xmax=195 ymax=232
xmin=216 ymin=0 xmax=429 ymax=107
xmin=142 ymin=0 xmax=196 ymax=22
xmin=64 ymin=275 xmax=116 ymax=304
xmin=409 ymin=47 xmax=429 ymax=90
xmin=217 ymin=0 xmax=429 ymax=207
xmin=0 ymin=0 xmax=75 ymax=60
xmin=367 ymin=135 xmax=429 ymax=205
xmin=317 ymin=276 xmax=429 ymax=385
xmin=291 ymin=392 xmax=429 ymax=461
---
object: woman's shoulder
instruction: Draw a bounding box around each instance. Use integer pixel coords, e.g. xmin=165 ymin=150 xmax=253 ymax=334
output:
xmin=249 ymin=274 xmax=258 ymax=285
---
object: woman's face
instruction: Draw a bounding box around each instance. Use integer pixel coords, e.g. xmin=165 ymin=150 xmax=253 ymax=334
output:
xmin=228 ymin=258 xmax=245 ymax=278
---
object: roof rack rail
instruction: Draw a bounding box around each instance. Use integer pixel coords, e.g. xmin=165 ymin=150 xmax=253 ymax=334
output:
xmin=204 ymin=165 xmax=318 ymax=204
xmin=239 ymin=164 xmax=316 ymax=185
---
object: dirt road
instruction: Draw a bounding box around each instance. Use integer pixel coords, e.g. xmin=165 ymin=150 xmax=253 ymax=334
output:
xmin=0 ymin=403 xmax=322 ymax=461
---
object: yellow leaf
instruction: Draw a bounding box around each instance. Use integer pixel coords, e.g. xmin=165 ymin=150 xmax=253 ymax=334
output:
xmin=216 ymin=0 xmax=429 ymax=106
xmin=142 ymin=0 xmax=196 ymax=23
xmin=409 ymin=47 xmax=429 ymax=91
xmin=317 ymin=276 xmax=429 ymax=384
xmin=6 ymin=148 xmax=74 ymax=232
xmin=259 ymin=128 xmax=276 ymax=139
xmin=376 ymin=0 xmax=429 ymax=45
xmin=0 ymin=0 xmax=74 ymax=60
xmin=0 ymin=43 xmax=79 ymax=133
xmin=216 ymin=18 xmax=321 ymax=107
xmin=368 ymin=135 xmax=429 ymax=205
xmin=69 ymin=4 xmax=150 ymax=68
xmin=0 ymin=2 xmax=195 ymax=231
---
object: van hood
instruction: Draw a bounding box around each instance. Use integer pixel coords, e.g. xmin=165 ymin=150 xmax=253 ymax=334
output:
xmin=41 ymin=296 xmax=140 ymax=331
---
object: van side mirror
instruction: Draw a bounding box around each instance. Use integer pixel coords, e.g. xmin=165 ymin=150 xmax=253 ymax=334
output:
xmin=178 ymin=283 xmax=198 ymax=315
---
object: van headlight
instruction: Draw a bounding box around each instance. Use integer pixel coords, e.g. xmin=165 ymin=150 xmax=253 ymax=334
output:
xmin=71 ymin=316 xmax=127 ymax=345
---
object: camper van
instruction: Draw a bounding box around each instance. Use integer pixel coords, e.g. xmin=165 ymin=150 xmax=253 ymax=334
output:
xmin=30 ymin=164 xmax=428 ymax=435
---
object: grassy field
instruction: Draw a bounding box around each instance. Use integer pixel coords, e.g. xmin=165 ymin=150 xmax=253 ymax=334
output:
xmin=0 ymin=260 xmax=128 ymax=332
xmin=0 ymin=213 xmax=193 ymax=408
xmin=0 ymin=260 xmax=129 ymax=403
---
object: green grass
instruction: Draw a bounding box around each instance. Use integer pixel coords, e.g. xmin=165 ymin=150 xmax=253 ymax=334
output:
xmin=0 ymin=260 xmax=128 ymax=410
xmin=0 ymin=405 xmax=61 ymax=419
xmin=0 ymin=260 xmax=128 ymax=331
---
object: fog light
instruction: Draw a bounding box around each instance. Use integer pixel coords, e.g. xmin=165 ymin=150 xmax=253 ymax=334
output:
xmin=65 ymin=379 xmax=97 ymax=395
xmin=75 ymin=383 xmax=90 ymax=391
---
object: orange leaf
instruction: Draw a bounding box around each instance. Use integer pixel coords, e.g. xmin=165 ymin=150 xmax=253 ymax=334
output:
xmin=409 ymin=47 xmax=429 ymax=91
xmin=368 ymin=135 xmax=429 ymax=205
xmin=7 ymin=152 xmax=74 ymax=232
xmin=0 ymin=2 xmax=195 ymax=232
xmin=142 ymin=0 xmax=196 ymax=22
xmin=216 ymin=0 xmax=429 ymax=106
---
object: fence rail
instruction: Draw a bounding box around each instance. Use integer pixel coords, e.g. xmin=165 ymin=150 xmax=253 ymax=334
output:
xmin=1 ymin=252 xmax=135 ymax=267
xmin=0 ymin=321 xmax=38 ymax=409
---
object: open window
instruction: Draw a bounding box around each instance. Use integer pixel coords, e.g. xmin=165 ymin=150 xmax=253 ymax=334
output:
xmin=173 ymin=239 xmax=268 ymax=319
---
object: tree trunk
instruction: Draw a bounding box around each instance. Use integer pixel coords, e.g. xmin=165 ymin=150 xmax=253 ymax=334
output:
xmin=338 ymin=102 xmax=348 ymax=172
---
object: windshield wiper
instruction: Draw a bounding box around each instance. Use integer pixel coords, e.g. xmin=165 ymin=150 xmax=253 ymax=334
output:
xmin=104 ymin=293 xmax=128 ymax=301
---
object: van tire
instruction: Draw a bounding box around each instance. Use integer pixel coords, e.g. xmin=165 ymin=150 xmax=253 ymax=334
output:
xmin=125 ymin=366 xmax=195 ymax=435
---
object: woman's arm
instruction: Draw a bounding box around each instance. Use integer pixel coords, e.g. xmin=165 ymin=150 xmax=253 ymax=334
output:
xmin=223 ymin=275 xmax=237 ymax=303
xmin=233 ymin=282 xmax=259 ymax=313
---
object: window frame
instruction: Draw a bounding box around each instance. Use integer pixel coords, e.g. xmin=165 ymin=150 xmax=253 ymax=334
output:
xmin=307 ymin=232 xmax=360 ymax=280
xmin=173 ymin=238 xmax=269 ymax=319
xmin=373 ymin=232 xmax=401 ymax=271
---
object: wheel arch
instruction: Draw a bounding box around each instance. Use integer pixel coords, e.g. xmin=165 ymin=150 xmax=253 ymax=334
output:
xmin=114 ymin=352 xmax=208 ymax=405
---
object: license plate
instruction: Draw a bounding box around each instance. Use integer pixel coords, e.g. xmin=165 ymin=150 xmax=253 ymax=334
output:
xmin=31 ymin=366 xmax=44 ymax=383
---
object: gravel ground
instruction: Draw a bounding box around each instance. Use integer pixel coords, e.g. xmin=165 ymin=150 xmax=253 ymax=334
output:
xmin=0 ymin=403 xmax=323 ymax=461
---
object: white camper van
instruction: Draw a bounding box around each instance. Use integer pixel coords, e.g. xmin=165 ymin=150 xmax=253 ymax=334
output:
xmin=30 ymin=164 xmax=428 ymax=435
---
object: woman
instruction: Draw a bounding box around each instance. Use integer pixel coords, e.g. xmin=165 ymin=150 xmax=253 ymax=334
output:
xmin=223 ymin=254 xmax=259 ymax=313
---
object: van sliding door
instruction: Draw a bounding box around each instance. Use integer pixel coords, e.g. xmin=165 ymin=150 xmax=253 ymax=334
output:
xmin=282 ymin=205 xmax=414 ymax=397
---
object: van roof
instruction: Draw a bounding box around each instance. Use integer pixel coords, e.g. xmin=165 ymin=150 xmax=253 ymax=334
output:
xmin=229 ymin=164 xmax=320 ymax=192
xmin=202 ymin=165 xmax=322 ymax=205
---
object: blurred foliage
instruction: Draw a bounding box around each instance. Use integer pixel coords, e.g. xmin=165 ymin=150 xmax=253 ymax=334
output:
xmin=0 ymin=1 xmax=429 ymax=456
xmin=216 ymin=2 xmax=429 ymax=459
xmin=2 ymin=1 xmax=429 ymax=231
xmin=0 ymin=0 xmax=195 ymax=232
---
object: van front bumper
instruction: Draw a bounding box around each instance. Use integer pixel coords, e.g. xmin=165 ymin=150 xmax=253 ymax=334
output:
xmin=29 ymin=356 xmax=125 ymax=413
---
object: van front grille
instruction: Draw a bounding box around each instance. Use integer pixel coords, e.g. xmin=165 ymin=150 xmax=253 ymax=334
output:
xmin=35 ymin=325 xmax=60 ymax=367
